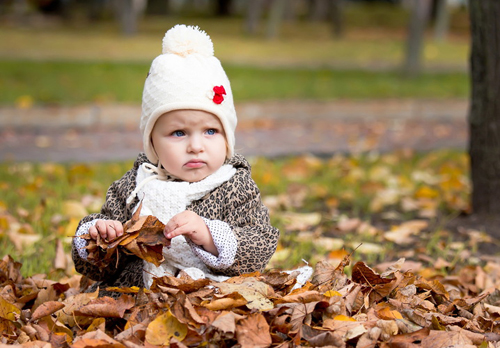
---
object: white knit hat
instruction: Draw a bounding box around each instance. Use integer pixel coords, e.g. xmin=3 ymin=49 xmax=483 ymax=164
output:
xmin=140 ymin=24 xmax=237 ymax=164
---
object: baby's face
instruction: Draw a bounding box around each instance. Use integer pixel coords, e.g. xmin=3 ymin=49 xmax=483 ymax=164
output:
xmin=151 ymin=110 xmax=227 ymax=182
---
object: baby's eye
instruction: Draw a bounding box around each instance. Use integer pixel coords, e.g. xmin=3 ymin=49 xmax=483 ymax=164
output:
xmin=206 ymin=129 xmax=217 ymax=135
xmin=172 ymin=130 xmax=185 ymax=137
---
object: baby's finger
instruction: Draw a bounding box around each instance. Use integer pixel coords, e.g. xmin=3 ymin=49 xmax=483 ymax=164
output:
xmin=104 ymin=223 xmax=119 ymax=241
xmin=111 ymin=221 xmax=124 ymax=237
xmin=89 ymin=226 xmax=99 ymax=240
xmin=165 ymin=224 xmax=191 ymax=239
xmin=164 ymin=216 xmax=182 ymax=235
xmin=94 ymin=220 xmax=107 ymax=240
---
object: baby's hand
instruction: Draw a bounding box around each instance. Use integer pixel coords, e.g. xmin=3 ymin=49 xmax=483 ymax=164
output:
xmin=89 ymin=220 xmax=124 ymax=241
xmin=164 ymin=211 xmax=218 ymax=256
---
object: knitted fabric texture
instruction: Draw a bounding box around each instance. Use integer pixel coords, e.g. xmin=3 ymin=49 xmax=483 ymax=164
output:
xmin=131 ymin=162 xmax=237 ymax=288
xmin=141 ymin=24 xmax=237 ymax=164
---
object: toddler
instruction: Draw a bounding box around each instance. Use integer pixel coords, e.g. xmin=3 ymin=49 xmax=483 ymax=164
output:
xmin=72 ymin=24 xmax=279 ymax=295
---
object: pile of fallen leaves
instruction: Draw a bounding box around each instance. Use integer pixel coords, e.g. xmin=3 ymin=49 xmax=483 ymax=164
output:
xmin=2 ymin=253 xmax=500 ymax=347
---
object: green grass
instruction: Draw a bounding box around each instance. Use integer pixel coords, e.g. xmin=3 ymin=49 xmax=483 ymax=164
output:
xmin=0 ymin=150 xmax=471 ymax=277
xmin=0 ymin=6 xmax=470 ymax=106
xmin=0 ymin=60 xmax=469 ymax=106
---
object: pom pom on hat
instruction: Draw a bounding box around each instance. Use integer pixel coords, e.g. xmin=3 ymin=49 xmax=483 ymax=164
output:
xmin=162 ymin=25 xmax=214 ymax=57
xmin=141 ymin=24 xmax=237 ymax=165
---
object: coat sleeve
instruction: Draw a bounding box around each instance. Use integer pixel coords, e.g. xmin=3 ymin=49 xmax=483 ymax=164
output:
xmin=71 ymin=168 xmax=140 ymax=282
xmin=199 ymin=168 xmax=279 ymax=276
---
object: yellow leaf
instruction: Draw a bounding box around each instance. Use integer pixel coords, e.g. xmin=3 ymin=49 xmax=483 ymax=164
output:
xmin=324 ymin=290 xmax=342 ymax=297
xmin=145 ymin=310 xmax=187 ymax=345
xmin=280 ymin=212 xmax=322 ymax=231
xmin=0 ymin=296 xmax=21 ymax=321
xmin=105 ymin=286 xmax=150 ymax=294
xmin=334 ymin=314 xmax=356 ymax=322
xmin=0 ymin=216 xmax=10 ymax=233
xmin=86 ymin=317 xmax=106 ymax=333
xmin=15 ymin=95 xmax=34 ymax=109
xmin=0 ymin=201 xmax=7 ymax=213
xmin=377 ymin=306 xmax=403 ymax=320
xmin=65 ymin=217 xmax=81 ymax=237
xmin=62 ymin=201 xmax=88 ymax=220
xmin=8 ymin=231 xmax=41 ymax=251
xmin=414 ymin=186 xmax=439 ymax=199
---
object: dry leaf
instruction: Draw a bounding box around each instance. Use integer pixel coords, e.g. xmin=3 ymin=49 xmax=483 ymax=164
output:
xmin=214 ymin=277 xmax=274 ymax=311
xmin=74 ymin=295 xmax=135 ymax=318
xmin=145 ymin=310 xmax=188 ymax=346
xmin=31 ymin=301 xmax=65 ymax=321
xmin=211 ymin=311 xmax=245 ymax=334
xmin=235 ymin=313 xmax=272 ymax=348
xmin=53 ymin=239 xmax=67 ymax=271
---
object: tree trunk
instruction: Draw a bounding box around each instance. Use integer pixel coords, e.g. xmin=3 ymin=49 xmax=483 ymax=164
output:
xmin=403 ymin=0 xmax=432 ymax=77
xmin=468 ymin=0 xmax=500 ymax=215
xmin=115 ymin=0 xmax=147 ymax=36
xmin=245 ymin=0 xmax=265 ymax=35
xmin=433 ymin=0 xmax=449 ymax=42
xmin=267 ymin=0 xmax=286 ymax=39
xmin=215 ymin=0 xmax=232 ymax=16
xmin=283 ymin=0 xmax=299 ymax=23
xmin=146 ymin=0 xmax=169 ymax=15
xmin=309 ymin=0 xmax=329 ymax=21
xmin=330 ymin=0 xmax=343 ymax=39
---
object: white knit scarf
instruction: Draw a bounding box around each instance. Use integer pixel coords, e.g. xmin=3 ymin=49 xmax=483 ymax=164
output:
xmin=127 ymin=162 xmax=236 ymax=288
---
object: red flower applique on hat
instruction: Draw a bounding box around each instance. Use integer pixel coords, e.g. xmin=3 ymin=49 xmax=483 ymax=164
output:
xmin=212 ymin=85 xmax=226 ymax=104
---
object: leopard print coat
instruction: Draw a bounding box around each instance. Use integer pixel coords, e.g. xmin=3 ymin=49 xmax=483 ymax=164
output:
xmin=72 ymin=153 xmax=279 ymax=295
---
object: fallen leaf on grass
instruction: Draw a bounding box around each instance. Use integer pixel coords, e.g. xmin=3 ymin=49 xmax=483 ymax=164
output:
xmin=53 ymin=239 xmax=67 ymax=271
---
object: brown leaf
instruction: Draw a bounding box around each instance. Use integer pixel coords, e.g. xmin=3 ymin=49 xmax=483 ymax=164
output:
xmin=53 ymin=239 xmax=67 ymax=271
xmin=414 ymin=278 xmax=450 ymax=301
xmin=312 ymin=258 xmax=350 ymax=293
xmin=236 ymin=313 xmax=272 ymax=348
xmin=74 ymin=295 xmax=135 ymax=318
xmin=352 ymin=261 xmax=393 ymax=286
xmin=30 ymin=301 xmax=65 ymax=321
xmin=56 ymin=288 xmax=99 ymax=327
xmin=387 ymin=327 xmax=431 ymax=347
xmin=302 ymin=324 xmax=345 ymax=347
xmin=201 ymin=292 xmax=247 ymax=311
xmin=420 ymin=328 xmax=474 ymax=347
xmin=274 ymin=290 xmax=325 ymax=305
xmin=171 ymin=292 xmax=206 ymax=328
xmin=259 ymin=269 xmax=298 ymax=294
xmin=114 ymin=322 xmax=146 ymax=342
xmin=211 ymin=311 xmax=246 ymax=334
xmin=72 ymin=329 xmax=126 ymax=348
xmin=151 ymin=274 xmax=210 ymax=293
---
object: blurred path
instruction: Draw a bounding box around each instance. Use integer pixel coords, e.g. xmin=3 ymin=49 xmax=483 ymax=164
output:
xmin=0 ymin=99 xmax=468 ymax=162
